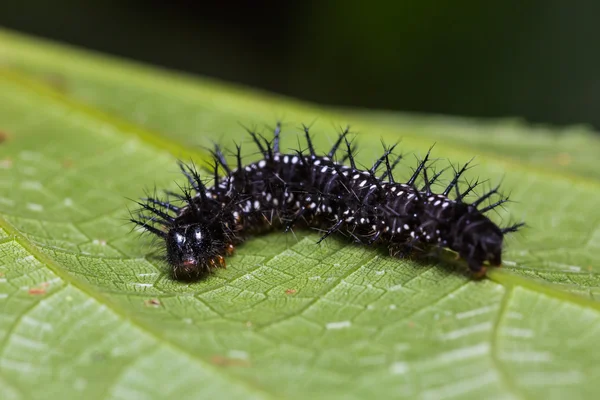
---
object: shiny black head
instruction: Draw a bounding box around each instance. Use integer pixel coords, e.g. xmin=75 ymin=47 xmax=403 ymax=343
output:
xmin=449 ymin=205 xmax=504 ymax=273
xmin=165 ymin=224 xmax=221 ymax=280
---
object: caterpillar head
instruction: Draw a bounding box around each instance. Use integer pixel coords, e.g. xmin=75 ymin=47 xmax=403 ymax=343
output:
xmin=450 ymin=206 xmax=504 ymax=273
xmin=165 ymin=224 xmax=226 ymax=280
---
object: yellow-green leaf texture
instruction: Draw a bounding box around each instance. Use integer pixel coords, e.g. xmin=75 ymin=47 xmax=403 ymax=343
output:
xmin=1 ymin=29 xmax=599 ymax=400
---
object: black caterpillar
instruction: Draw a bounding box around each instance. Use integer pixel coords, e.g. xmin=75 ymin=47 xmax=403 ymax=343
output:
xmin=131 ymin=124 xmax=523 ymax=280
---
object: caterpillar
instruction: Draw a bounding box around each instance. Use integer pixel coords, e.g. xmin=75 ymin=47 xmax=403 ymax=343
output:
xmin=130 ymin=124 xmax=524 ymax=280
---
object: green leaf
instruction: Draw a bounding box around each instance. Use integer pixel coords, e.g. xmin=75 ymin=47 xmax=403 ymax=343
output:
xmin=1 ymin=28 xmax=600 ymax=399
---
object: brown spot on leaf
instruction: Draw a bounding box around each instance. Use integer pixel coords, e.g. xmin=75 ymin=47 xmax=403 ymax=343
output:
xmin=43 ymin=73 xmax=68 ymax=92
xmin=28 ymin=287 xmax=47 ymax=295
xmin=555 ymin=153 xmax=572 ymax=166
xmin=62 ymin=158 xmax=74 ymax=169
xmin=210 ymin=355 xmax=251 ymax=368
xmin=285 ymin=288 xmax=297 ymax=295
xmin=0 ymin=158 xmax=12 ymax=169
xmin=144 ymin=298 xmax=161 ymax=307
xmin=0 ymin=131 xmax=9 ymax=143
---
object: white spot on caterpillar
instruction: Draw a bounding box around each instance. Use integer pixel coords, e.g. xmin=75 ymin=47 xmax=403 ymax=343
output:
xmin=442 ymin=202 xmax=449 ymax=208
xmin=258 ymin=160 xmax=266 ymax=168
xmin=321 ymin=166 xmax=328 ymax=173
xmin=403 ymin=224 xmax=409 ymax=230
xmin=283 ymin=155 xmax=289 ymax=163
xmin=353 ymin=174 xmax=360 ymax=179
xmin=359 ymin=180 xmax=367 ymax=187
xmin=253 ymin=201 xmax=260 ymax=210
xmin=292 ymin=156 xmax=299 ymax=164
xmin=434 ymin=200 xmax=441 ymax=206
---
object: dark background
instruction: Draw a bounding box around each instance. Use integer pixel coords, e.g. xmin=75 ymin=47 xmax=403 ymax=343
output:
xmin=2 ymin=1 xmax=599 ymax=129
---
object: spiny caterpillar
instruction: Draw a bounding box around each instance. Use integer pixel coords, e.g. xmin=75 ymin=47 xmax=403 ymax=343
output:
xmin=131 ymin=124 xmax=523 ymax=280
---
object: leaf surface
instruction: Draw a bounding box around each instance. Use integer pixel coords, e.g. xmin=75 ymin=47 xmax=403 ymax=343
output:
xmin=0 ymin=29 xmax=599 ymax=400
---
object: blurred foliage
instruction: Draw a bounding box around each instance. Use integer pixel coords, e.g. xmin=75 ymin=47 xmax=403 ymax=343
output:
xmin=1 ymin=0 xmax=599 ymax=128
